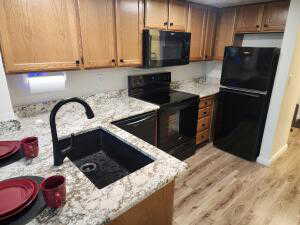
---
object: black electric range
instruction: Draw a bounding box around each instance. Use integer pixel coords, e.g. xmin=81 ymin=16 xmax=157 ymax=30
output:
xmin=128 ymin=72 xmax=199 ymax=160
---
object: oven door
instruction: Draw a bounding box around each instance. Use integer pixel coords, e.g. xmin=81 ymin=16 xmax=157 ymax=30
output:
xmin=143 ymin=29 xmax=191 ymax=68
xmin=158 ymin=100 xmax=198 ymax=159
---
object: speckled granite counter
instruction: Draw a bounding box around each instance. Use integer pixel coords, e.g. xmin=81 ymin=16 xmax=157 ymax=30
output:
xmin=0 ymin=90 xmax=187 ymax=225
xmin=172 ymin=78 xmax=220 ymax=98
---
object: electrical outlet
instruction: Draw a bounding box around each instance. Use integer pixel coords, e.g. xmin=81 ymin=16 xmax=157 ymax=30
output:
xmin=97 ymin=74 xmax=104 ymax=81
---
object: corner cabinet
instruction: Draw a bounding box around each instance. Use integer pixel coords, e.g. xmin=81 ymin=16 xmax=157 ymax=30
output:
xmin=235 ymin=1 xmax=289 ymax=34
xmin=261 ymin=1 xmax=289 ymax=32
xmin=235 ymin=4 xmax=264 ymax=33
xmin=145 ymin=0 xmax=188 ymax=31
xmin=78 ymin=0 xmax=116 ymax=69
xmin=0 ymin=0 xmax=82 ymax=74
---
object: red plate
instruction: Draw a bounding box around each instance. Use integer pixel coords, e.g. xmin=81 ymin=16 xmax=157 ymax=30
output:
xmin=0 ymin=179 xmax=39 ymax=221
xmin=0 ymin=179 xmax=38 ymax=219
xmin=0 ymin=141 xmax=21 ymax=159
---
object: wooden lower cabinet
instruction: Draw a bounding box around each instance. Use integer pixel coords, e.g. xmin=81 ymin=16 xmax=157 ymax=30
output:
xmin=196 ymin=129 xmax=209 ymax=145
xmin=108 ymin=181 xmax=174 ymax=225
xmin=196 ymin=95 xmax=215 ymax=145
xmin=198 ymin=106 xmax=211 ymax=118
xmin=197 ymin=116 xmax=211 ymax=132
xmin=199 ymin=97 xmax=213 ymax=109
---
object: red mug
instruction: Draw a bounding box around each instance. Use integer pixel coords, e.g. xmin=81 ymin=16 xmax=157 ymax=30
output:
xmin=41 ymin=175 xmax=66 ymax=208
xmin=21 ymin=137 xmax=39 ymax=158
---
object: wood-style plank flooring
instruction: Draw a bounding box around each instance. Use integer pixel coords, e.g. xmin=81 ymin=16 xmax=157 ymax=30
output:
xmin=174 ymin=129 xmax=300 ymax=225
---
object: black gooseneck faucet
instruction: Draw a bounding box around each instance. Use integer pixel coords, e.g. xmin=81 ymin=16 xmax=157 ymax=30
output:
xmin=50 ymin=97 xmax=95 ymax=166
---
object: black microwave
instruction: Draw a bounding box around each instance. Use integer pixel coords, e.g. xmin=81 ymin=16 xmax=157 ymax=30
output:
xmin=143 ymin=29 xmax=191 ymax=68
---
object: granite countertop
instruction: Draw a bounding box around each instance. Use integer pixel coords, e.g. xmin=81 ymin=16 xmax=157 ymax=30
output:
xmin=172 ymin=78 xmax=220 ymax=98
xmin=0 ymin=80 xmax=220 ymax=225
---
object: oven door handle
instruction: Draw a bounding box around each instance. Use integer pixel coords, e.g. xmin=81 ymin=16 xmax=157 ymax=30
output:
xmin=124 ymin=115 xmax=155 ymax=126
xmin=160 ymin=101 xmax=199 ymax=112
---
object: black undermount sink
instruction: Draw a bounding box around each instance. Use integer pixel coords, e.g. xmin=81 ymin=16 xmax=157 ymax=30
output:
xmin=62 ymin=128 xmax=154 ymax=189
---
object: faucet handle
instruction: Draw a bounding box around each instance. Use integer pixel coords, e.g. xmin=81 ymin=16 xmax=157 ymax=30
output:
xmin=70 ymin=133 xmax=75 ymax=147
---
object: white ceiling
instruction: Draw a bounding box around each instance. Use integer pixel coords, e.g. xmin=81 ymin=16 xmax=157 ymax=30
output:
xmin=190 ymin=0 xmax=281 ymax=7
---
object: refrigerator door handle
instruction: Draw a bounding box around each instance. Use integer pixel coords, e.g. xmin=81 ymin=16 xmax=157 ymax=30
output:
xmin=220 ymin=88 xmax=261 ymax=98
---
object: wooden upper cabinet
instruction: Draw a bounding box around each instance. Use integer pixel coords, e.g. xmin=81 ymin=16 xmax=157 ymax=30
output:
xmin=0 ymin=0 xmax=81 ymax=74
xmin=187 ymin=3 xmax=206 ymax=61
xmin=115 ymin=0 xmax=143 ymax=67
xmin=78 ymin=0 xmax=116 ymax=69
xmin=235 ymin=4 xmax=264 ymax=33
xmin=145 ymin=0 xmax=169 ymax=29
xmin=261 ymin=1 xmax=290 ymax=32
xmin=214 ymin=7 xmax=237 ymax=60
xmin=203 ymin=7 xmax=217 ymax=60
xmin=168 ymin=0 xmax=188 ymax=31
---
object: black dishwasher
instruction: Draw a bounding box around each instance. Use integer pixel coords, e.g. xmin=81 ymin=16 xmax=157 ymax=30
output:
xmin=112 ymin=111 xmax=157 ymax=146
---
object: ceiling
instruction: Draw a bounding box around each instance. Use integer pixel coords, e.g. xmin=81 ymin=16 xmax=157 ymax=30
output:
xmin=189 ymin=0 xmax=280 ymax=7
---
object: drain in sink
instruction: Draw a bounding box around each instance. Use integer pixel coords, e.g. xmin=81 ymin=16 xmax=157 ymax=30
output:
xmin=80 ymin=162 xmax=97 ymax=173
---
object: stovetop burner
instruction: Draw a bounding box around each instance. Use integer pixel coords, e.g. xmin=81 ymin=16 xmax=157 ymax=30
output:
xmin=128 ymin=72 xmax=198 ymax=106
xmin=136 ymin=90 xmax=198 ymax=106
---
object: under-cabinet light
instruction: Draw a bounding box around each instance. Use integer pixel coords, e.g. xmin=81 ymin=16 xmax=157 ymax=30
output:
xmin=27 ymin=72 xmax=66 ymax=94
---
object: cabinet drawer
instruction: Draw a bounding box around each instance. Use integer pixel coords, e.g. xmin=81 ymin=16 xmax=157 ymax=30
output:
xmin=199 ymin=99 xmax=213 ymax=109
xmin=196 ymin=129 xmax=209 ymax=145
xmin=198 ymin=106 xmax=211 ymax=118
xmin=197 ymin=116 xmax=211 ymax=132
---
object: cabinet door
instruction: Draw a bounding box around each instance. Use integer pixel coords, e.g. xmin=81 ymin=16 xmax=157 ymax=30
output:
xmin=214 ymin=7 xmax=237 ymax=60
xmin=0 ymin=0 xmax=81 ymax=74
xmin=187 ymin=3 xmax=206 ymax=61
xmin=235 ymin=4 xmax=264 ymax=33
xmin=115 ymin=0 xmax=143 ymax=67
xmin=78 ymin=0 xmax=116 ymax=69
xmin=145 ymin=0 xmax=169 ymax=29
xmin=203 ymin=7 xmax=217 ymax=61
xmin=261 ymin=1 xmax=290 ymax=32
xmin=168 ymin=0 xmax=188 ymax=31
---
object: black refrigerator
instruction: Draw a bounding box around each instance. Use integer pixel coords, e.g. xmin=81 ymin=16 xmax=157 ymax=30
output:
xmin=213 ymin=47 xmax=280 ymax=161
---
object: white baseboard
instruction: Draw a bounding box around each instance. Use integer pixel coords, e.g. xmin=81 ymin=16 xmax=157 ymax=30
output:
xmin=257 ymin=155 xmax=272 ymax=166
xmin=257 ymin=144 xmax=288 ymax=166
xmin=271 ymin=144 xmax=288 ymax=162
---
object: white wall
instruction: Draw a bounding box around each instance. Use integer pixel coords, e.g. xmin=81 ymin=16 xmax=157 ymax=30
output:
xmin=269 ymin=33 xmax=300 ymax=163
xmin=6 ymin=62 xmax=205 ymax=105
xmin=0 ymin=52 xmax=15 ymax=121
xmin=258 ymin=0 xmax=300 ymax=166
xmin=242 ymin=33 xmax=283 ymax=48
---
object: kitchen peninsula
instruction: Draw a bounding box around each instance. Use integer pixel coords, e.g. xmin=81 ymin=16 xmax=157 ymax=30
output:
xmin=0 ymin=78 xmax=219 ymax=225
